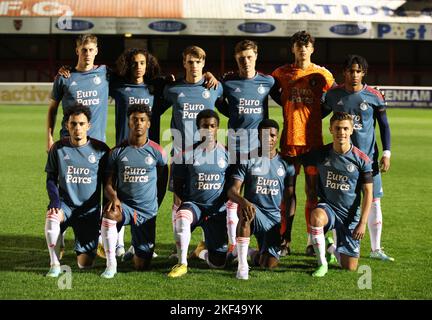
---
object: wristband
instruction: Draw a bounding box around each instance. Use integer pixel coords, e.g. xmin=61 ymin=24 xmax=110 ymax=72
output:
xmin=382 ymin=150 xmax=391 ymax=158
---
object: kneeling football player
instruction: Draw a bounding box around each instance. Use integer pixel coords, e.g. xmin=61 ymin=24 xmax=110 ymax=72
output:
xmin=101 ymin=104 xmax=168 ymax=278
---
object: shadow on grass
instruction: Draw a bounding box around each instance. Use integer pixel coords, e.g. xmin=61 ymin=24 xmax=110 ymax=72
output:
xmin=0 ymin=234 xmax=317 ymax=277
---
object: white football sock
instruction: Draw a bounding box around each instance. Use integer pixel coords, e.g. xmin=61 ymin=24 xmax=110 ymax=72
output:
xmin=45 ymin=211 xmax=61 ymax=266
xmin=117 ymin=226 xmax=125 ymax=248
xmin=311 ymin=226 xmax=327 ymax=266
xmin=237 ymin=237 xmax=250 ymax=270
xmin=307 ymin=233 xmax=313 ymax=246
xmin=175 ymin=210 xmax=193 ymax=265
xmin=368 ymin=199 xmax=383 ymax=252
xmin=101 ymin=218 xmax=118 ymax=269
xmin=226 ymin=200 xmax=239 ymax=246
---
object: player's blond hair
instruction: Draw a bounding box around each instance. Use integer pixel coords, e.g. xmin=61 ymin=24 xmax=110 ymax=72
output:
xmin=183 ymin=46 xmax=206 ymax=61
xmin=76 ymin=34 xmax=98 ymax=47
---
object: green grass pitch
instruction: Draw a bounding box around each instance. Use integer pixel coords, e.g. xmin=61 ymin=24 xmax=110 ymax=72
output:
xmin=0 ymin=105 xmax=431 ymax=299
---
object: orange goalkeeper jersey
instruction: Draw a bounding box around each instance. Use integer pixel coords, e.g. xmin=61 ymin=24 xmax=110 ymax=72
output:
xmin=272 ymin=63 xmax=334 ymax=156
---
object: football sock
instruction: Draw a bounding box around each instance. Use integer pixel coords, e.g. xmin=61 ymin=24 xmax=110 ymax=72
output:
xmin=117 ymin=226 xmax=125 ymax=248
xmin=368 ymin=199 xmax=383 ymax=252
xmin=311 ymin=226 xmax=327 ymax=266
xmin=226 ymin=200 xmax=239 ymax=246
xmin=101 ymin=218 xmax=118 ymax=269
xmin=45 ymin=211 xmax=61 ymax=266
xmin=237 ymin=237 xmax=250 ymax=270
xmin=175 ymin=210 xmax=193 ymax=265
xmin=327 ymin=229 xmax=337 ymax=253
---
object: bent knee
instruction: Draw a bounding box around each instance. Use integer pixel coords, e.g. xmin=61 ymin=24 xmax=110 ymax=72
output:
xmin=310 ymin=208 xmax=327 ymax=226
xmin=104 ymin=208 xmax=122 ymax=221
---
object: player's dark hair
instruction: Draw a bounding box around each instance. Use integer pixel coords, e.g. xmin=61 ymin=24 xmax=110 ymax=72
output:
xmin=196 ymin=109 xmax=219 ymax=127
xmin=343 ymin=54 xmax=368 ymax=76
xmin=290 ymin=30 xmax=315 ymax=49
xmin=258 ymin=119 xmax=279 ymax=132
xmin=65 ymin=104 xmax=92 ymax=122
xmin=127 ymin=104 xmax=152 ymax=120
xmin=330 ymin=111 xmax=353 ymax=126
xmin=235 ymin=40 xmax=258 ymax=55
xmin=76 ymin=34 xmax=98 ymax=47
xmin=116 ymin=48 xmax=161 ymax=82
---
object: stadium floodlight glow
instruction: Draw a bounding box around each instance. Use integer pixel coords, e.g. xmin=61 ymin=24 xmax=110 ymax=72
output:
xmin=124 ymin=33 xmax=133 ymax=38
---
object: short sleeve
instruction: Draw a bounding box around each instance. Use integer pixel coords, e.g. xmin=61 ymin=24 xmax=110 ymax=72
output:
xmin=45 ymin=143 xmax=59 ymax=174
xmin=51 ymin=77 xmax=64 ymax=102
xmin=231 ymin=163 xmax=248 ymax=183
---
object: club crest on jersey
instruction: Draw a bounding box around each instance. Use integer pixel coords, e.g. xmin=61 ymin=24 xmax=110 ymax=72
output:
xmin=218 ymin=158 xmax=226 ymax=168
xmin=257 ymin=85 xmax=266 ymax=95
xmin=145 ymin=155 xmax=154 ymax=165
xmin=346 ymin=164 xmax=355 ymax=172
xmin=88 ymin=153 xmax=96 ymax=164
xmin=202 ymin=89 xmax=210 ymax=99
xmin=93 ymin=75 xmax=101 ymax=85
xmin=360 ymin=101 xmax=368 ymax=111
xmin=277 ymin=166 xmax=285 ymax=177
xmin=309 ymin=78 xmax=317 ymax=87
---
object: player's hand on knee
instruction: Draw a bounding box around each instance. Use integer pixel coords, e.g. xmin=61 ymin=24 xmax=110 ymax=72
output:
xmin=353 ymin=222 xmax=366 ymax=240
xmin=240 ymin=199 xmax=255 ymax=222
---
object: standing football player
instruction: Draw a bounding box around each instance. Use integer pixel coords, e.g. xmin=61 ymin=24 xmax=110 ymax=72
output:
xmin=270 ymin=31 xmax=335 ymax=256
xmin=220 ymin=40 xmax=275 ymax=258
xmin=44 ymin=104 xmax=109 ymax=277
xmin=323 ymin=54 xmax=393 ymax=261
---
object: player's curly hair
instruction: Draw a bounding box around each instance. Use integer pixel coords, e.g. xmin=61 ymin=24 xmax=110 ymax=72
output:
xmin=196 ymin=109 xmax=219 ymax=127
xmin=65 ymin=104 xmax=92 ymax=122
xmin=343 ymin=54 xmax=368 ymax=76
xmin=290 ymin=30 xmax=315 ymax=48
xmin=258 ymin=119 xmax=279 ymax=132
xmin=127 ymin=104 xmax=152 ymax=120
xmin=115 ymin=48 xmax=161 ymax=83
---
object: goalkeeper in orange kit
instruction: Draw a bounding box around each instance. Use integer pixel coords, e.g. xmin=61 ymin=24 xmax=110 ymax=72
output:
xmin=270 ymin=31 xmax=335 ymax=256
